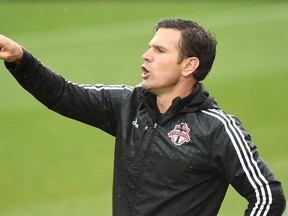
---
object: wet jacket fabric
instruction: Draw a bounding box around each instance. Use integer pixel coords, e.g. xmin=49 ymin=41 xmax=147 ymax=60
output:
xmin=5 ymin=49 xmax=286 ymax=216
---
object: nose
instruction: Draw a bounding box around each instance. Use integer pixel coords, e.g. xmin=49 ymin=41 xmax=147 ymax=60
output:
xmin=142 ymin=48 xmax=152 ymax=62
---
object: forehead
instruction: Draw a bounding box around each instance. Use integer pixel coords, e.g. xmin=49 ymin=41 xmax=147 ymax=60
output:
xmin=150 ymin=28 xmax=181 ymax=49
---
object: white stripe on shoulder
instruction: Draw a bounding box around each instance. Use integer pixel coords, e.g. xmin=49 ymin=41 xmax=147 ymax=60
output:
xmin=201 ymin=109 xmax=272 ymax=216
xmin=67 ymin=82 xmax=134 ymax=92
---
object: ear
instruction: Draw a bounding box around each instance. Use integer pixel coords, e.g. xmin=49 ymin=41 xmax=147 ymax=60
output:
xmin=182 ymin=57 xmax=199 ymax=77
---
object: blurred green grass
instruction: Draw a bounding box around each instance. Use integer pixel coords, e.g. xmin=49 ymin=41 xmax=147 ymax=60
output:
xmin=0 ymin=1 xmax=287 ymax=215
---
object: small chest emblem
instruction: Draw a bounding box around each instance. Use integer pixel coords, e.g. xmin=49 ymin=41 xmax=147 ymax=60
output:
xmin=168 ymin=123 xmax=191 ymax=146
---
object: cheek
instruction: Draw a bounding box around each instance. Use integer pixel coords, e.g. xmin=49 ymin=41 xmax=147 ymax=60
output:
xmin=156 ymin=57 xmax=178 ymax=72
xmin=152 ymin=55 xmax=182 ymax=79
xmin=156 ymin=69 xmax=181 ymax=87
xmin=160 ymin=61 xmax=182 ymax=77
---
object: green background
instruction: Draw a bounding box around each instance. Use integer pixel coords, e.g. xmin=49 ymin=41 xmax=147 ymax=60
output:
xmin=0 ymin=1 xmax=287 ymax=215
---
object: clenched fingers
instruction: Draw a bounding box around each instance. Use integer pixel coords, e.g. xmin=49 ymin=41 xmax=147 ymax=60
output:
xmin=0 ymin=34 xmax=23 ymax=64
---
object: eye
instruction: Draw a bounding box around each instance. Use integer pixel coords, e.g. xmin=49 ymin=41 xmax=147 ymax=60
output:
xmin=156 ymin=47 xmax=165 ymax=53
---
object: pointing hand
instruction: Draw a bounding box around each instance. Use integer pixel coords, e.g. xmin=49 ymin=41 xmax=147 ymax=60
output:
xmin=0 ymin=35 xmax=23 ymax=65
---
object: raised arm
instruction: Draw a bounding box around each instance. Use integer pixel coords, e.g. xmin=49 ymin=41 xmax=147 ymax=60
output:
xmin=0 ymin=35 xmax=135 ymax=137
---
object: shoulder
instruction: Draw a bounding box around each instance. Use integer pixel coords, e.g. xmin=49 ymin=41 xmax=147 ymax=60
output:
xmin=200 ymin=108 xmax=249 ymax=141
xmin=201 ymin=108 xmax=241 ymax=128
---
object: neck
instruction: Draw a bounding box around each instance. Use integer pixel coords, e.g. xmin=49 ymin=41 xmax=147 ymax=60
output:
xmin=156 ymin=81 xmax=198 ymax=113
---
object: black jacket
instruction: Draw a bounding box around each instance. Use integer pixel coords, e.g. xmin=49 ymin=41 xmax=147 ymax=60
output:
xmin=5 ymin=49 xmax=286 ymax=215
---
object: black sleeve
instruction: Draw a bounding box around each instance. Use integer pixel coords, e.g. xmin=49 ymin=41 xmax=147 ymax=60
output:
xmin=209 ymin=110 xmax=286 ymax=215
xmin=4 ymin=49 xmax=131 ymax=136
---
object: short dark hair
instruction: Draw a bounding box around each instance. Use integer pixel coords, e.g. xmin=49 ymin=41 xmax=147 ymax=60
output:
xmin=155 ymin=18 xmax=217 ymax=81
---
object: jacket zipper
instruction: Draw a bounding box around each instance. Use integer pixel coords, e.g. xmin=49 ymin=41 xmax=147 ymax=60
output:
xmin=129 ymin=93 xmax=159 ymax=215
xmin=129 ymin=122 xmax=150 ymax=166
xmin=128 ymin=122 xmax=158 ymax=216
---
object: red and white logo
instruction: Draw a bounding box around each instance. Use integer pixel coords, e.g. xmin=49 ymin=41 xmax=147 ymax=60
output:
xmin=168 ymin=123 xmax=191 ymax=146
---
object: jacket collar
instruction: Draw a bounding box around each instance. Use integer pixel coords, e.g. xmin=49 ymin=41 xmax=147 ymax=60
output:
xmin=138 ymin=83 xmax=219 ymax=124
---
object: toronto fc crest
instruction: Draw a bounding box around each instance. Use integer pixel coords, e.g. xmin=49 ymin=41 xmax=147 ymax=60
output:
xmin=168 ymin=123 xmax=191 ymax=145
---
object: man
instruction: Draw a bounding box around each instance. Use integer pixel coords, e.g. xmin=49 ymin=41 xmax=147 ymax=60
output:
xmin=0 ymin=19 xmax=286 ymax=215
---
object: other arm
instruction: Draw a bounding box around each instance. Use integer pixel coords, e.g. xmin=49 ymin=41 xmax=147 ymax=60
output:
xmin=208 ymin=110 xmax=286 ymax=215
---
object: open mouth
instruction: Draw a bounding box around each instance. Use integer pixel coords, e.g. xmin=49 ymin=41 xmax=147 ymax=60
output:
xmin=141 ymin=65 xmax=150 ymax=79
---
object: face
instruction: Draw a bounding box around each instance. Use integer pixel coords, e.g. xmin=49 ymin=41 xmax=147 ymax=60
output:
xmin=141 ymin=28 xmax=186 ymax=96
